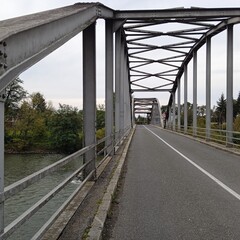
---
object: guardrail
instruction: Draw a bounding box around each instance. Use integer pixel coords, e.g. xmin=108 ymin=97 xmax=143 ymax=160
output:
xmin=169 ymin=125 xmax=240 ymax=150
xmin=0 ymin=126 xmax=132 ymax=240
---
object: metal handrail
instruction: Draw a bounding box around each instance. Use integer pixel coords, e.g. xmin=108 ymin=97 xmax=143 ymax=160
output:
xmin=172 ymin=125 xmax=240 ymax=149
xmin=1 ymin=126 xmax=132 ymax=240
xmin=3 ymin=145 xmax=94 ymax=201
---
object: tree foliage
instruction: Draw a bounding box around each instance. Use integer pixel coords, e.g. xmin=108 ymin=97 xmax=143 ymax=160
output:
xmin=5 ymin=77 xmax=27 ymax=119
xmin=49 ymin=104 xmax=82 ymax=153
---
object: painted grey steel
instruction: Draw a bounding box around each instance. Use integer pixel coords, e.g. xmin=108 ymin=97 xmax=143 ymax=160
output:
xmin=115 ymin=28 xmax=122 ymax=139
xmin=32 ymin=169 xmax=94 ymax=240
xmin=115 ymin=8 xmax=240 ymax=19
xmin=193 ymin=51 xmax=198 ymax=136
xmin=0 ymin=97 xmax=4 ymax=238
xmin=184 ymin=64 xmax=188 ymax=133
xmin=83 ymin=23 xmax=96 ymax=178
xmin=156 ymin=98 xmax=163 ymax=127
xmin=172 ymin=92 xmax=176 ymax=130
xmin=226 ymin=25 xmax=233 ymax=145
xmin=133 ymin=98 xmax=162 ymax=126
xmin=1 ymin=4 xmax=240 ymax=239
xmin=3 ymin=145 xmax=93 ymax=201
xmin=1 ymin=128 xmax=129 ymax=240
xmin=119 ymin=35 xmax=125 ymax=135
xmin=177 ymin=78 xmax=181 ymax=131
xmin=0 ymin=4 xmax=99 ymax=92
xmin=206 ymin=37 xmax=211 ymax=140
xmin=3 ymin=161 xmax=91 ymax=239
xmin=105 ymin=20 xmax=114 ymax=155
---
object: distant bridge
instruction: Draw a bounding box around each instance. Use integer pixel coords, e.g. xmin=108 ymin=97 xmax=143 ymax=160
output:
xmin=0 ymin=3 xmax=240 ymax=239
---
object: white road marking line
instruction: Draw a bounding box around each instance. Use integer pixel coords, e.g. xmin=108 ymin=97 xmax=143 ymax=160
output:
xmin=144 ymin=125 xmax=240 ymax=201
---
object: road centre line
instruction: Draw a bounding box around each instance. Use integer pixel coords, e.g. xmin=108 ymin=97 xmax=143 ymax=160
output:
xmin=144 ymin=126 xmax=240 ymax=201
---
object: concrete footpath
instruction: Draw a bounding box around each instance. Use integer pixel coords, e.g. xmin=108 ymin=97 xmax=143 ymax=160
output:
xmin=86 ymin=128 xmax=135 ymax=240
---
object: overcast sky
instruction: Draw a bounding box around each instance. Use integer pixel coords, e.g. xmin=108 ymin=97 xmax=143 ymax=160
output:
xmin=1 ymin=0 xmax=240 ymax=109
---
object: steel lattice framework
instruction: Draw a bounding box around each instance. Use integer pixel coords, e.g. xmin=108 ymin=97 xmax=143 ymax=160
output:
xmin=114 ymin=8 xmax=240 ymax=107
xmin=1 ymin=4 xmax=240 ymax=239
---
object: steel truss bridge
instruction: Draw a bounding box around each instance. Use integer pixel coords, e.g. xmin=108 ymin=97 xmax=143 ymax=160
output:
xmin=1 ymin=3 xmax=240 ymax=239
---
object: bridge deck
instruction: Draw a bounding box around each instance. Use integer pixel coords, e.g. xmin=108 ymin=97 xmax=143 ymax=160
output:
xmin=105 ymin=125 xmax=240 ymax=239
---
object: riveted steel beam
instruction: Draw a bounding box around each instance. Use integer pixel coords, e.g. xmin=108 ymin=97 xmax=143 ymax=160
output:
xmin=115 ymin=8 xmax=240 ymax=19
xmin=0 ymin=94 xmax=4 ymax=237
xmin=0 ymin=3 xmax=114 ymax=92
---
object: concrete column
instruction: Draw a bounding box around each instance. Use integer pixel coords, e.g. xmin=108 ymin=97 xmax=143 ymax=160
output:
xmin=0 ymin=95 xmax=4 ymax=236
xmin=83 ymin=23 xmax=96 ymax=178
xmin=115 ymin=29 xmax=121 ymax=142
xmin=177 ymin=78 xmax=181 ymax=131
xmin=172 ymin=92 xmax=176 ymax=131
xmin=193 ymin=51 xmax=198 ymax=136
xmin=206 ymin=37 xmax=211 ymax=140
xmin=184 ymin=64 xmax=188 ymax=133
xmin=226 ymin=25 xmax=233 ymax=145
xmin=105 ymin=20 xmax=114 ymax=155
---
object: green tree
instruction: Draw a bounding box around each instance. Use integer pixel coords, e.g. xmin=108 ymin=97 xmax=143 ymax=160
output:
xmin=30 ymin=92 xmax=47 ymax=113
xmin=216 ymin=93 xmax=226 ymax=125
xmin=97 ymin=104 xmax=105 ymax=130
xmin=5 ymin=77 xmax=28 ymax=119
xmin=49 ymin=104 xmax=82 ymax=153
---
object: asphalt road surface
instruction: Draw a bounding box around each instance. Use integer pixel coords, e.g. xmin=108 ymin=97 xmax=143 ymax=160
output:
xmin=109 ymin=125 xmax=240 ymax=240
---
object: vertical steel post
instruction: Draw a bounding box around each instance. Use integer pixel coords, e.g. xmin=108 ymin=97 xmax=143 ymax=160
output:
xmin=206 ymin=37 xmax=211 ymax=140
xmin=177 ymin=78 xmax=181 ymax=131
xmin=83 ymin=23 xmax=96 ymax=178
xmin=193 ymin=51 xmax=198 ymax=136
xmin=115 ymin=29 xmax=121 ymax=142
xmin=184 ymin=64 xmax=188 ymax=133
xmin=132 ymin=97 xmax=135 ymax=126
xmin=172 ymin=92 xmax=176 ymax=131
xmin=105 ymin=20 xmax=114 ymax=155
xmin=226 ymin=25 xmax=233 ymax=146
xmin=119 ymin=37 xmax=125 ymax=137
xmin=123 ymin=53 xmax=127 ymax=132
xmin=0 ymin=96 xmax=4 ymax=237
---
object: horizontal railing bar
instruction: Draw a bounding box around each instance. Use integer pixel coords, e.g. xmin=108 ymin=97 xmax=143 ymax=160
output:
xmin=174 ymin=125 xmax=240 ymax=148
xmin=3 ymin=160 xmax=91 ymax=239
xmin=3 ymin=145 xmax=94 ymax=201
xmin=0 ymin=128 xmax=133 ymax=240
xmin=96 ymin=134 xmax=112 ymax=145
xmin=31 ymin=169 xmax=95 ymax=240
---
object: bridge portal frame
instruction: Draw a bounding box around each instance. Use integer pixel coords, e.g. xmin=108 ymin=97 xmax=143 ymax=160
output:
xmin=0 ymin=3 xmax=240 ymax=239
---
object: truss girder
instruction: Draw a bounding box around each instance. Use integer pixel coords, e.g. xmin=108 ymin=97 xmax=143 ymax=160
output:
xmin=1 ymin=4 xmax=240 ymax=106
xmin=119 ymin=9 xmax=240 ymax=96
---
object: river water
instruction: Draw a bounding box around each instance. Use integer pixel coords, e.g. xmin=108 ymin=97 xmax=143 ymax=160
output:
xmin=4 ymin=153 xmax=83 ymax=240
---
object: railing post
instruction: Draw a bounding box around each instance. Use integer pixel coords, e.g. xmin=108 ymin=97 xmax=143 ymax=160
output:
xmin=206 ymin=37 xmax=211 ymax=141
xmin=105 ymin=20 xmax=114 ymax=155
xmin=83 ymin=23 xmax=96 ymax=179
xmin=177 ymin=78 xmax=181 ymax=131
xmin=184 ymin=64 xmax=188 ymax=134
xmin=226 ymin=25 xmax=233 ymax=146
xmin=0 ymin=93 xmax=5 ymax=238
xmin=193 ymin=51 xmax=198 ymax=136
xmin=172 ymin=92 xmax=176 ymax=131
